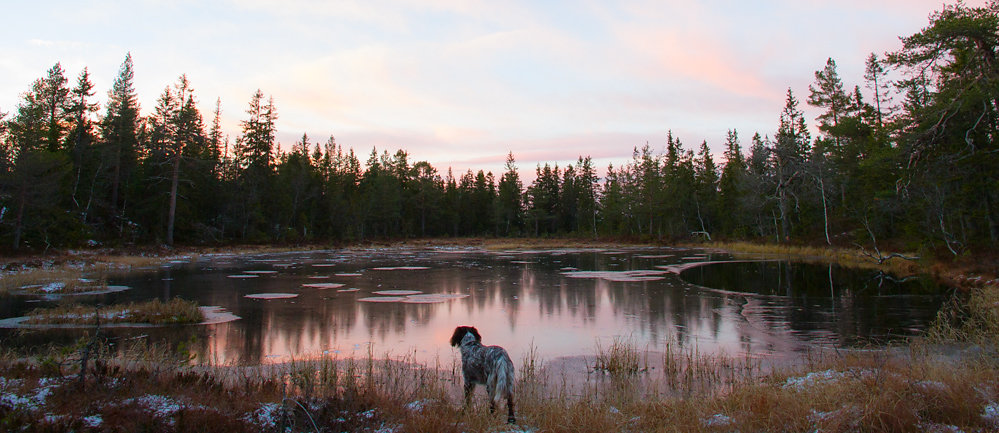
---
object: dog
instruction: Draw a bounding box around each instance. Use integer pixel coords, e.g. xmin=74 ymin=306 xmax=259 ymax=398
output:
xmin=450 ymin=326 xmax=516 ymax=424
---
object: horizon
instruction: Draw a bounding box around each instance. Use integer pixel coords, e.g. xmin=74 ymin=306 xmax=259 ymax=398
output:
xmin=1 ymin=1 xmax=988 ymax=180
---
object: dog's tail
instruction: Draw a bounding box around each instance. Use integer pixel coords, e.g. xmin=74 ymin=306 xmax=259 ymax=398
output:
xmin=490 ymin=351 xmax=515 ymax=405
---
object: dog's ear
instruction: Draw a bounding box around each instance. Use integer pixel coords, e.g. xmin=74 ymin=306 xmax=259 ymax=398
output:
xmin=469 ymin=327 xmax=481 ymax=344
xmin=450 ymin=326 xmax=467 ymax=347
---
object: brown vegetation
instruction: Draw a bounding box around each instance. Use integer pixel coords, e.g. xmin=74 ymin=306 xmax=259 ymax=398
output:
xmin=25 ymin=298 xmax=205 ymax=325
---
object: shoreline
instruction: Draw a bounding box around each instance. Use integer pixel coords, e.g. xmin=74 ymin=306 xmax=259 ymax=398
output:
xmin=0 ymin=240 xmax=996 ymax=431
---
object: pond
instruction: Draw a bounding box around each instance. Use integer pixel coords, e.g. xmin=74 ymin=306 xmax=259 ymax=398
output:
xmin=0 ymin=247 xmax=951 ymax=366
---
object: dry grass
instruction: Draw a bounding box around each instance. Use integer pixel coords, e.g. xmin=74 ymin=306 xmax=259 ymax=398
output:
xmin=25 ymin=298 xmax=205 ymax=325
xmin=0 ymin=337 xmax=996 ymax=432
xmin=700 ymin=241 xmax=923 ymax=276
xmin=593 ymin=337 xmax=647 ymax=376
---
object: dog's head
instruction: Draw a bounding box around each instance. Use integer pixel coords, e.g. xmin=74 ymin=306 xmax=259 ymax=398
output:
xmin=450 ymin=326 xmax=481 ymax=347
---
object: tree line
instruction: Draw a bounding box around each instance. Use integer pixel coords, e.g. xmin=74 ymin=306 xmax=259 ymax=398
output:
xmin=1 ymin=1 xmax=996 ymax=256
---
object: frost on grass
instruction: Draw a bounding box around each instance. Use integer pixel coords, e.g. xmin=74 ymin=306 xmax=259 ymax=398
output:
xmin=244 ymin=293 xmax=299 ymax=300
xmin=302 ymin=283 xmax=346 ymax=289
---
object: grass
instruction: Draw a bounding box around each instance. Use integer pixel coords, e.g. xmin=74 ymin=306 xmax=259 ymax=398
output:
xmin=24 ymin=298 xmax=205 ymax=325
xmin=0 ymin=337 xmax=995 ymax=432
xmin=699 ymin=241 xmax=924 ymax=276
xmin=1 ymin=239 xmax=997 ymax=431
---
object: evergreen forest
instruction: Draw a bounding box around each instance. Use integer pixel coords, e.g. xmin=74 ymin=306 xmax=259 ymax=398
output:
xmin=0 ymin=2 xmax=996 ymax=256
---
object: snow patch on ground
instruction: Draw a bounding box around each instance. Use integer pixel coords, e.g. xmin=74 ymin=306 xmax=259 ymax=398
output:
xmin=701 ymin=413 xmax=734 ymax=427
xmin=405 ymin=399 xmax=432 ymax=412
xmin=0 ymin=375 xmax=66 ymax=412
xmin=783 ymin=369 xmax=852 ymax=390
xmin=83 ymin=415 xmax=103 ymax=428
xmin=125 ymin=394 xmax=184 ymax=419
xmin=244 ymin=402 xmax=282 ymax=429
xmin=983 ymin=401 xmax=999 ymax=426
xmin=919 ymin=423 xmax=966 ymax=433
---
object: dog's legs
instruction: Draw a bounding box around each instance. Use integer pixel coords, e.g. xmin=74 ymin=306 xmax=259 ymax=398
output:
xmin=463 ymin=382 xmax=474 ymax=410
xmin=486 ymin=381 xmax=497 ymax=414
xmin=506 ymin=393 xmax=516 ymax=424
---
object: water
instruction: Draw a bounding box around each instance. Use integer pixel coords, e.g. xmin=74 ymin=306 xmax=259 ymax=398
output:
xmin=0 ymin=247 xmax=950 ymax=366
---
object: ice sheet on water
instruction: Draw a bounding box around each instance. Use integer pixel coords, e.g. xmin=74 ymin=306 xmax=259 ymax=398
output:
xmin=302 ymin=283 xmax=346 ymax=289
xmin=358 ymin=297 xmax=407 ymax=302
xmin=227 ymin=274 xmax=259 ymax=279
xmin=370 ymin=266 xmax=430 ymax=270
xmin=245 ymin=293 xmax=298 ymax=300
xmin=561 ymin=269 xmax=668 ymax=282
xmin=373 ymin=290 xmax=423 ymax=296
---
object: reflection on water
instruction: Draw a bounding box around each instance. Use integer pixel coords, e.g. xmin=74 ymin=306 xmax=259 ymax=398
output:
xmin=0 ymin=248 xmax=950 ymax=366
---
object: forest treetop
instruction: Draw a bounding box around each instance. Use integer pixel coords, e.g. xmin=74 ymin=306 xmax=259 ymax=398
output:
xmin=0 ymin=1 xmax=996 ymax=257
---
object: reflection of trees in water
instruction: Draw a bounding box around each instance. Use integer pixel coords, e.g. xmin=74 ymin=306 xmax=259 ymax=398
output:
xmin=89 ymin=250 xmax=949 ymax=364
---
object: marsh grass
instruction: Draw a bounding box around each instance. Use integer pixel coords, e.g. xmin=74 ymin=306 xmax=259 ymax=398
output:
xmin=593 ymin=337 xmax=646 ymax=376
xmin=929 ymin=282 xmax=999 ymax=344
xmin=1 ymin=337 xmax=997 ymax=432
xmin=25 ymin=298 xmax=204 ymax=325
xmin=702 ymin=241 xmax=923 ymax=276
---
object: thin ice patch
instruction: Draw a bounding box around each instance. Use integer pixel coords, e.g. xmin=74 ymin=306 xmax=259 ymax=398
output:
xmin=245 ymin=293 xmax=298 ymax=300
xmin=335 ymin=273 xmax=363 ymax=277
xmin=337 ymin=288 xmax=360 ymax=292
xmin=227 ymin=274 xmax=260 ymax=279
xmin=402 ymin=294 xmax=470 ymax=304
xmin=370 ymin=266 xmax=430 ymax=271
xmin=243 ymin=270 xmax=278 ymax=274
xmin=373 ymin=290 xmax=423 ymax=296
xmin=561 ymin=270 xmax=668 ymax=282
xmin=358 ymin=297 xmax=407 ymax=303
xmin=302 ymin=283 xmax=346 ymax=289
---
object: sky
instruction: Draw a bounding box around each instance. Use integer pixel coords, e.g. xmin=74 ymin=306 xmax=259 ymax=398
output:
xmin=0 ymin=0 xmax=986 ymax=179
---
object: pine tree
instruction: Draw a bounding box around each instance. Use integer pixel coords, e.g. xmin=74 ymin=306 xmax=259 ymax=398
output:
xmin=718 ymin=130 xmax=746 ymax=236
xmin=496 ymin=152 xmax=523 ymax=235
xmin=65 ymin=68 xmax=100 ymax=223
xmin=774 ymin=89 xmax=811 ymax=241
xmin=101 ymin=54 xmax=141 ymax=227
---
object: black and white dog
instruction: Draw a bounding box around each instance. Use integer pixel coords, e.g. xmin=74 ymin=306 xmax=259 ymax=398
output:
xmin=450 ymin=326 xmax=516 ymax=424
